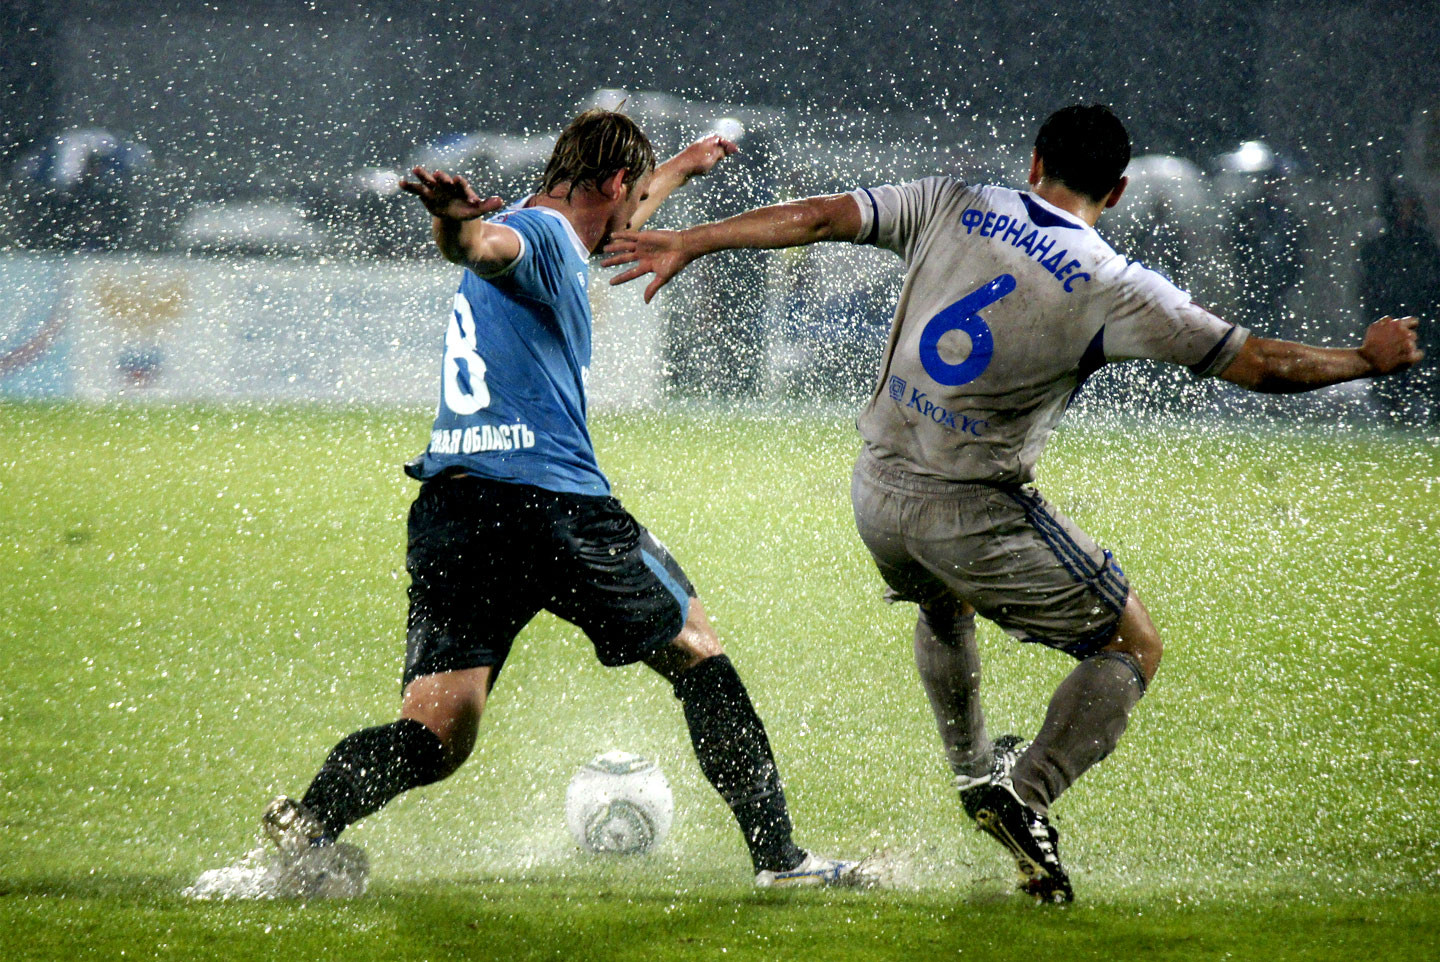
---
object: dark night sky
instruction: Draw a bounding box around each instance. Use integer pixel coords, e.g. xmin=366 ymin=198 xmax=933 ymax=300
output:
xmin=3 ymin=0 xmax=1437 ymax=181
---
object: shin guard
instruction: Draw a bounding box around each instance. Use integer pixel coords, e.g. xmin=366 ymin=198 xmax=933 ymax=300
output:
xmin=673 ymin=654 xmax=805 ymax=873
xmin=1010 ymin=651 xmax=1146 ymax=814
xmin=301 ymin=718 xmax=448 ymax=839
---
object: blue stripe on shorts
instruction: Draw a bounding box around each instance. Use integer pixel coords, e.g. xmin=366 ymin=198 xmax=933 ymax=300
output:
xmin=641 ymin=548 xmax=691 ymax=626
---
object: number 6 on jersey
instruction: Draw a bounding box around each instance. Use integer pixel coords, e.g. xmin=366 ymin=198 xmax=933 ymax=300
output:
xmin=918 ymin=273 xmax=1015 ymax=387
xmin=443 ymin=292 xmax=491 ymax=415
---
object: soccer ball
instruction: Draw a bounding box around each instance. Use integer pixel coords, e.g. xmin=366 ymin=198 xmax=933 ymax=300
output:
xmin=564 ymin=751 xmax=674 ymax=855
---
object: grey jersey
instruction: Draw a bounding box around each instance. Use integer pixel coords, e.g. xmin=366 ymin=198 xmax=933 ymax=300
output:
xmin=849 ymin=178 xmax=1248 ymax=484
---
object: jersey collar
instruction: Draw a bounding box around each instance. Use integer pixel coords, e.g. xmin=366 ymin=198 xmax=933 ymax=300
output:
xmin=1021 ymin=191 xmax=1089 ymax=231
xmin=516 ymin=196 xmax=592 ymax=260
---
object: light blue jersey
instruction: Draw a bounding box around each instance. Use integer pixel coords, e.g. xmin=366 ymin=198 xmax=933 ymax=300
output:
xmin=405 ymin=204 xmax=609 ymax=496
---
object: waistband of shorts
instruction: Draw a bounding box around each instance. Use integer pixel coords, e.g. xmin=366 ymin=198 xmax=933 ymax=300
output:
xmin=422 ymin=469 xmax=612 ymax=505
xmin=855 ymin=447 xmax=1020 ymax=500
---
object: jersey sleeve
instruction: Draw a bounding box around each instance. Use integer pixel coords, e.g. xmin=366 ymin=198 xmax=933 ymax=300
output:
xmin=1102 ymin=261 xmax=1250 ymax=376
xmin=848 ymin=176 xmax=962 ymax=263
xmin=475 ymin=209 xmax=571 ymax=304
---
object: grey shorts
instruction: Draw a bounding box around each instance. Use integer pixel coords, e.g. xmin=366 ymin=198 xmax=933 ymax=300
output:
xmin=851 ymin=450 xmax=1129 ymax=659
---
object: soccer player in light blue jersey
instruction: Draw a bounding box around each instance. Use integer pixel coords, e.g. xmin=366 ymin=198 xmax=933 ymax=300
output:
xmin=606 ymin=104 xmax=1424 ymax=902
xmin=190 ymin=110 xmax=874 ymax=899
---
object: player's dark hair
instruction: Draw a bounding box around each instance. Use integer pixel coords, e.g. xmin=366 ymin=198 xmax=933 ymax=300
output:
xmin=1034 ymin=104 xmax=1131 ymax=203
xmin=539 ymin=108 xmax=656 ymax=201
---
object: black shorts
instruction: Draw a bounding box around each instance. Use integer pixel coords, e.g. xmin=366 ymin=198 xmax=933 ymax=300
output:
xmin=402 ymin=474 xmax=695 ymax=687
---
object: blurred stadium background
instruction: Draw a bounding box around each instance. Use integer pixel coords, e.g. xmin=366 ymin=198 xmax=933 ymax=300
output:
xmin=2 ymin=0 xmax=1438 ymax=419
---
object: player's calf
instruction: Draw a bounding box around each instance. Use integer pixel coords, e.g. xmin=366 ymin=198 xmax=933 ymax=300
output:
xmin=670 ymin=653 xmax=807 ymax=873
xmin=298 ymin=718 xmax=448 ymax=839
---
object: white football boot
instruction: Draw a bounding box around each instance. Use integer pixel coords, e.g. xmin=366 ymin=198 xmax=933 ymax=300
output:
xmin=184 ymin=796 xmax=368 ymax=900
xmin=754 ymin=852 xmax=880 ymax=888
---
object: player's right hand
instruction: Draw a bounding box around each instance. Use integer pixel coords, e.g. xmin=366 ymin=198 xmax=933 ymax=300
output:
xmin=602 ymin=229 xmax=694 ymax=303
xmin=400 ymin=167 xmax=505 ymax=222
xmin=1359 ymin=315 xmax=1424 ymax=374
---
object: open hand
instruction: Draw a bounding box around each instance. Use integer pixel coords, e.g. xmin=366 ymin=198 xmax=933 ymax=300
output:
xmin=602 ymin=229 xmax=695 ymax=303
xmin=1360 ymin=315 xmax=1424 ymax=374
xmin=400 ymin=167 xmax=505 ymax=221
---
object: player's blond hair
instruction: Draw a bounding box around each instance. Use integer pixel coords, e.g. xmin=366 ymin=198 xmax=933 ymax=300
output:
xmin=539 ymin=109 xmax=656 ymax=201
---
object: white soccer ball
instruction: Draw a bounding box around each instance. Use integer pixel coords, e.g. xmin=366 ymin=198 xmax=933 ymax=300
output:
xmin=564 ymin=751 xmax=674 ymax=855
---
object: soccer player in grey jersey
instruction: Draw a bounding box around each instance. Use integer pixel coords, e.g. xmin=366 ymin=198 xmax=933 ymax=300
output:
xmin=604 ymin=104 xmax=1424 ymax=902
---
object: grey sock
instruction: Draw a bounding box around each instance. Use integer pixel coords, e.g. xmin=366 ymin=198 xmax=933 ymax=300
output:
xmin=1010 ymin=651 xmax=1146 ymax=814
xmin=914 ymin=605 xmax=990 ymax=781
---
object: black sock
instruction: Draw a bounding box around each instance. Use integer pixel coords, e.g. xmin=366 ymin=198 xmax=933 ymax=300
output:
xmin=673 ymin=654 xmax=806 ymax=873
xmin=300 ymin=718 xmax=448 ymax=839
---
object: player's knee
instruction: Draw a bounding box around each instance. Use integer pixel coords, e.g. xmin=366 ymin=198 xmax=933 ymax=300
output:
xmin=401 ymin=714 xmax=477 ymax=777
xmin=669 ymin=599 xmax=723 ymax=660
xmin=1103 ymin=593 xmax=1162 ymax=683
xmin=400 ymin=673 xmax=490 ymax=776
xmin=436 ymin=740 xmax=472 ymax=778
xmin=1128 ymin=615 xmax=1163 ymax=677
xmin=645 ymin=638 xmax=721 ymax=684
xmin=1141 ymin=627 xmax=1163 ymax=666
xmin=667 ymin=651 xmax=740 ymax=706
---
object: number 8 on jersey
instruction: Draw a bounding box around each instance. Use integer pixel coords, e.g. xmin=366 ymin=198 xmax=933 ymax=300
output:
xmin=444 ymin=292 xmax=491 ymax=415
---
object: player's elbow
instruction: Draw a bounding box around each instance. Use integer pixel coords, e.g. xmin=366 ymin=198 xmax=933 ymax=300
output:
xmin=450 ymin=234 xmax=509 ymax=273
xmin=784 ymin=196 xmax=851 ymax=244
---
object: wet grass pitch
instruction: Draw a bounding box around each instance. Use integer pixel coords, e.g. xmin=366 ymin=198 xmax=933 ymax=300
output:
xmin=2 ymin=402 xmax=1437 ymax=960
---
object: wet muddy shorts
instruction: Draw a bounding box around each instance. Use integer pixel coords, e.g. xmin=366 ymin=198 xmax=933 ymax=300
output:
xmin=402 ymin=474 xmax=695 ymax=687
xmin=851 ymin=449 xmax=1129 ymax=659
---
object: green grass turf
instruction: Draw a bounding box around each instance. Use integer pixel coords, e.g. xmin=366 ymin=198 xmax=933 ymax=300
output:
xmin=1 ymin=401 xmax=1437 ymax=960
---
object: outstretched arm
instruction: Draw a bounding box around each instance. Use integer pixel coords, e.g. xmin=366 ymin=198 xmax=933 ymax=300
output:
xmin=1218 ymin=315 xmax=1423 ymax=392
xmin=399 ymin=167 xmax=514 ymax=272
xmin=603 ymin=193 xmax=864 ymax=302
xmin=626 ymin=135 xmax=739 ymax=232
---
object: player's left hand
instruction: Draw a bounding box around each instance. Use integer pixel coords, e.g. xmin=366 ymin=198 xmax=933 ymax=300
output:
xmin=602 ymin=229 xmax=694 ymax=303
xmin=672 ymin=135 xmax=739 ymax=181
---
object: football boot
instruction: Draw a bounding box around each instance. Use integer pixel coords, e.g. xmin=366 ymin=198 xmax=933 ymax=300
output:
xmin=970 ymin=779 xmax=1073 ymax=904
xmin=754 ymin=852 xmax=881 ymax=888
xmin=957 ymin=733 xmax=1027 ymax=820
